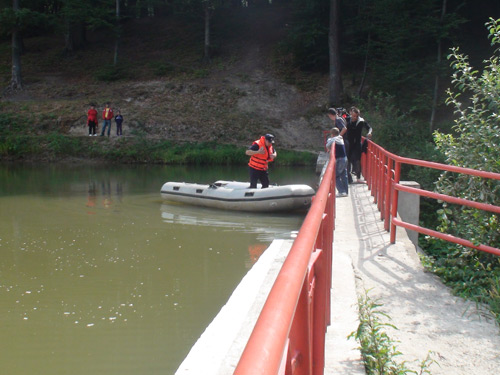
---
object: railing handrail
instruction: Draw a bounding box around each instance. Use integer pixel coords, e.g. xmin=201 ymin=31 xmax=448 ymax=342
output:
xmin=234 ymin=150 xmax=336 ymax=375
xmin=363 ymin=139 xmax=500 ymax=256
xmin=368 ymin=140 xmax=500 ymax=180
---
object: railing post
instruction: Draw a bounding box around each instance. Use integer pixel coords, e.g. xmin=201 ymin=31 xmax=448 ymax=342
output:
xmin=366 ymin=142 xmax=373 ymax=188
xmin=390 ymin=161 xmax=401 ymax=243
xmin=377 ymin=149 xmax=383 ymax=210
xmin=372 ymin=148 xmax=379 ymax=203
xmin=379 ymin=154 xmax=387 ymax=221
xmin=311 ymin=250 xmax=326 ymax=375
xmin=287 ymin=278 xmax=312 ymax=375
xmin=384 ymin=158 xmax=393 ymax=232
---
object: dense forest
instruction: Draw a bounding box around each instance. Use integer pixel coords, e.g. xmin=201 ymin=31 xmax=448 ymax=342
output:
xmin=1 ymin=0 xmax=500 ymax=323
xmin=1 ymin=0 xmax=500 ymax=118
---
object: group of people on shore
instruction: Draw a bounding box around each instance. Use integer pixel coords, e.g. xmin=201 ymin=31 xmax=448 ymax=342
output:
xmin=245 ymin=106 xmax=372 ymax=195
xmin=86 ymin=103 xmax=124 ymax=137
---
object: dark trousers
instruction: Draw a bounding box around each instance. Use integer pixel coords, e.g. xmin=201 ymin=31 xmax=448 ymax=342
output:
xmin=88 ymin=121 xmax=97 ymax=135
xmin=347 ymin=140 xmax=362 ymax=181
xmin=249 ymin=166 xmax=269 ymax=189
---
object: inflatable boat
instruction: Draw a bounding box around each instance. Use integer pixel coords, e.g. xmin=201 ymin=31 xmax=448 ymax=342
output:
xmin=160 ymin=180 xmax=315 ymax=212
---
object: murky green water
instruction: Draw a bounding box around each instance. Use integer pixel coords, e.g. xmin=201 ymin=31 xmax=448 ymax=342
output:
xmin=0 ymin=163 xmax=316 ymax=375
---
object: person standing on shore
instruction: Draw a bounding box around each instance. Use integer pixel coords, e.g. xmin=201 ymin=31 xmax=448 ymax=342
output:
xmin=115 ymin=110 xmax=123 ymax=136
xmin=87 ymin=104 xmax=98 ymax=136
xmin=101 ymin=103 xmax=113 ymax=137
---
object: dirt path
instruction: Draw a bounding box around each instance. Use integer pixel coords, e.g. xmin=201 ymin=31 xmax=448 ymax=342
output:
xmin=335 ymin=183 xmax=500 ymax=374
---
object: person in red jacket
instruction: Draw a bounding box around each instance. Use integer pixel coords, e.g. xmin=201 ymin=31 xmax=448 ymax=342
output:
xmin=245 ymin=134 xmax=277 ymax=189
xmin=101 ymin=103 xmax=114 ymax=136
xmin=87 ymin=104 xmax=98 ymax=136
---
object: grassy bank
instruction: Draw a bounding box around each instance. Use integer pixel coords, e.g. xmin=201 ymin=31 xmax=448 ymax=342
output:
xmin=0 ymin=114 xmax=316 ymax=165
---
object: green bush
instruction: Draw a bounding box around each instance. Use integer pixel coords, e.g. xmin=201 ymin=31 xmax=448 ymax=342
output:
xmin=46 ymin=133 xmax=84 ymax=155
xmin=432 ymin=18 xmax=500 ymax=264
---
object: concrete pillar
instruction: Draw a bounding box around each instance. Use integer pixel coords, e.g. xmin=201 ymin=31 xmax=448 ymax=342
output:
xmin=397 ymin=181 xmax=421 ymax=248
xmin=316 ymin=152 xmax=329 ymax=175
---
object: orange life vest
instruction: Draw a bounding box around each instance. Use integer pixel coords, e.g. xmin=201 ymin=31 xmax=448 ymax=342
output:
xmin=248 ymin=136 xmax=274 ymax=171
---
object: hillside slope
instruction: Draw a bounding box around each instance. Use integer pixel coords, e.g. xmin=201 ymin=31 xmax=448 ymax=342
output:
xmin=0 ymin=5 xmax=330 ymax=152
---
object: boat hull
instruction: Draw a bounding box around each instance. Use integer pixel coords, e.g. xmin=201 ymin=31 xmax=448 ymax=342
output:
xmin=160 ymin=180 xmax=315 ymax=212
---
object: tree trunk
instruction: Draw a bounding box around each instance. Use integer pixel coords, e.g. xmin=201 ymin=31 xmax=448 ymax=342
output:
xmin=114 ymin=0 xmax=121 ymax=66
xmin=328 ymin=0 xmax=342 ymax=106
xmin=64 ymin=21 xmax=86 ymax=54
xmin=147 ymin=0 xmax=154 ymax=17
xmin=358 ymin=32 xmax=370 ymax=97
xmin=430 ymin=0 xmax=447 ymax=133
xmin=203 ymin=2 xmax=211 ymax=63
xmin=10 ymin=0 xmax=23 ymax=91
xmin=64 ymin=18 xmax=74 ymax=54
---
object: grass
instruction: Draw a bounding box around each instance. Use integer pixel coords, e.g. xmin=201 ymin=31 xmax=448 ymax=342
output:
xmin=349 ymin=290 xmax=437 ymax=375
xmin=0 ymin=113 xmax=316 ymax=165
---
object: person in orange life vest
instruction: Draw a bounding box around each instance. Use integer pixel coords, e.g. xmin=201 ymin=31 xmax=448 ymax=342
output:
xmin=101 ymin=103 xmax=114 ymax=137
xmin=87 ymin=104 xmax=98 ymax=136
xmin=245 ymin=134 xmax=277 ymax=189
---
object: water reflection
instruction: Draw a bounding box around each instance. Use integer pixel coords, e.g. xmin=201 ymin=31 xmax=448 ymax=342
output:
xmin=86 ymin=180 xmax=123 ymax=213
xmin=160 ymin=203 xmax=302 ymax=268
xmin=160 ymin=203 xmax=301 ymax=242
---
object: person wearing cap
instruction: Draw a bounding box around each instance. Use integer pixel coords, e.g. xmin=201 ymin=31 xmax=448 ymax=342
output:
xmin=245 ymin=134 xmax=277 ymax=189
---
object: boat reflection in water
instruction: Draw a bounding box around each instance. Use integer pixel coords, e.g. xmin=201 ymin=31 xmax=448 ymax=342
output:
xmin=160 ymin=203 xmax=303 ymax=267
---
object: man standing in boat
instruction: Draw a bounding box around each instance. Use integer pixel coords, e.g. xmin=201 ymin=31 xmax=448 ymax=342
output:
xmin=246 ymin=134 xmax=277 ymax=189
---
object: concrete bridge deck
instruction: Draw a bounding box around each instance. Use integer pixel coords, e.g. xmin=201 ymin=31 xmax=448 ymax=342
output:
xmin=176 ymin=182 xmax=500 ymax=375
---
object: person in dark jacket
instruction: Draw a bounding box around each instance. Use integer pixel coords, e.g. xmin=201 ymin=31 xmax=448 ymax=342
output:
xmin=115 ymin=110 xmax=123 ymax=136
xmin=327 ymin=108 xmax=347 ymax=136
xmin=346 ymin=106 xmax=372 ymax=183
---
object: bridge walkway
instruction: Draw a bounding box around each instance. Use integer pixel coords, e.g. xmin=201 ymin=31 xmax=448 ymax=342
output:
xmin=327 ymin=182 xmax=500 ymax=375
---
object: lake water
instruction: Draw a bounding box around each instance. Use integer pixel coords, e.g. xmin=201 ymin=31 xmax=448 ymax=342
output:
xmin=0 ymin=163 xmax=317 ymax=375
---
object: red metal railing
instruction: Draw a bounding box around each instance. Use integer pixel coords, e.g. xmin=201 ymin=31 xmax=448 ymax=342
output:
xmin=233 ymin=140 xmax=499 ymax=375
xmin=361 ymin=140 xmax=500 ymax=256
xmin=233 ymin=150 xmax=337 ymax=375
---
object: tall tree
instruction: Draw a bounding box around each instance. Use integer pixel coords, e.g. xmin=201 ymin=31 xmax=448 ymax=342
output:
xmin=328 ymin=0 xmax=342 ymax=105
xmin=60 ymin=0 xmax=90 ymax=53
xmin=203 ymin=0 xmax=211 ymax=63
xmin=10 ymin=0 xmax=23 ymax=90
xmin=114 ymin=0 xmax=121 ymax=65
xmin=429 ymin=0 xmax=464 ymax=131
xmin=429 ymin=0 xmax=446 ymax=132
xmin=173 ymin=0 xmax=223 ymax=63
